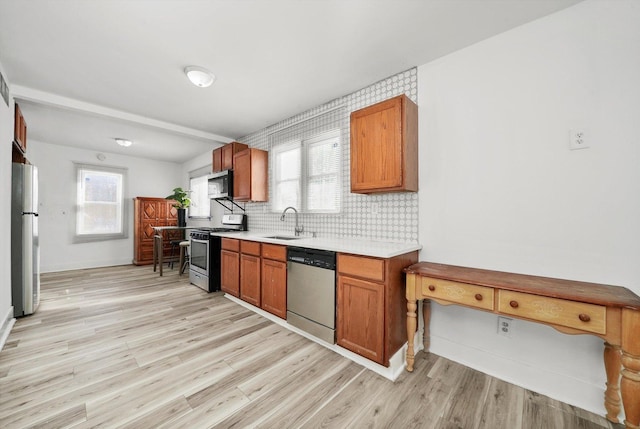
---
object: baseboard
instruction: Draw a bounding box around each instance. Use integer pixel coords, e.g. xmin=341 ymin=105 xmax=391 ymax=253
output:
xmin=0 ymin=306 xmax=16 ymax=352
xmin=41 ymin=258 xmax=134 ymax=273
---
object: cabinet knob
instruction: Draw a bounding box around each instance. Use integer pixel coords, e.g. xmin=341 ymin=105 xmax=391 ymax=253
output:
xmin=475 ymin=294 xmax=483 ymax=301
xmin=578 ymin=313 xmax=591 ymax=322
xmin=509 ymin=300 xmax=519 ymax=308
xmin=428 ymin=285 xmax=436 ymax=292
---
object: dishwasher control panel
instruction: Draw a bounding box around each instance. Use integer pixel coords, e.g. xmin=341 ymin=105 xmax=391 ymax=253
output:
xmin=287 ymin=247 xmax=336 ymax=270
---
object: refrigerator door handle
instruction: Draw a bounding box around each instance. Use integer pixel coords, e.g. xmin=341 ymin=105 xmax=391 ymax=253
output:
xmin=23 ymin=212 xmax=39 ymax=216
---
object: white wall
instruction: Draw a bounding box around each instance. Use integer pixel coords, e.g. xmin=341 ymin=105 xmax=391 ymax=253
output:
xmin=28 ymin=141 xmax=182 ymax=272
xmin=418 ymin=0 xmax=640 ymax=417
xmin=0 ymin=60 xmax=14 ymax=345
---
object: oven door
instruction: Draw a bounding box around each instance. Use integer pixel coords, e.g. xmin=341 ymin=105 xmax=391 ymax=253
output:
xmin=190 ymin=237 xmax=209 ymax=276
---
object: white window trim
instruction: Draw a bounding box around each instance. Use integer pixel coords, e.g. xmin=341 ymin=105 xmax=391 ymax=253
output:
xmin=271 ymin=129 xmax=341 ymax=214
xmin=73 ymin=163 xmax=128 ymax=243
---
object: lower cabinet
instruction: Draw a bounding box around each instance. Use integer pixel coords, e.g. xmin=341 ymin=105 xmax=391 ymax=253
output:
xmin=261 ymin=244 xmax=287 ymax=319
xmin=240 ymin=241 xmax=261 ymax=307
xmin=221 ymin=238 xmax=240 ymax=297
xmin=337 ymin=251 xmax=418 ymax=366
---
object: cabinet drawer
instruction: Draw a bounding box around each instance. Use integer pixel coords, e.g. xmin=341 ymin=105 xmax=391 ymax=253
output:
xmin=420 ymin=277 xmax=494 ymax=311
xmin=240 ymin=240 xmax=261 ymax=256
xmin=222 ymin=238 xmax=240 ymax=252
xmin=262 ymin=243 xmax=286 ymax=261
xmin=498 ymin=290 xmax=606 ymax=335
xmin=338 ymin=254 xmax=385 ymax=282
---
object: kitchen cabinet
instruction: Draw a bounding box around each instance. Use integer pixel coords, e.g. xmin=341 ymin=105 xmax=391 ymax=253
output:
xmin=336 ymin=251 xmax=418 ymax=366
xmin=233 ymin=148 xmax=268 ymax=202
xmin=221 ymin=238 xmax=240 ymax=297
xmin=133 ymin=197 xmax=180 ymax=265
xmin=12 ymin=103 xmax=28 ymax=164
xmin=240 ymin=240 xmax=261 ymax=306
xmin=261 ymin=243 xmax=287 ymax=319
xmin=212 ymin=147 xmax=223 ymax=172
xmin=212 ymin=142 xmax=248 ymax=173
xmin=350 ymin=94 xmax=418 ymax=194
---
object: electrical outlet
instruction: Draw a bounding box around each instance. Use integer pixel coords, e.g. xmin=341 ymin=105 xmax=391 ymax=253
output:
xmin=370 ymin=202 xmax=379 ymax=215
xmin=498 ymin=316 xmax=513 ymax=337
xmin=569 ymin=129 xmax=589 ymax=150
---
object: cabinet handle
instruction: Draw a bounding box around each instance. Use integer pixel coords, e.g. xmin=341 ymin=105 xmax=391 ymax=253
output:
xmin=578 ymin=313 xmax=591 ymax=322
xmin=509 ymin=300 xmax=519 ymax=308
xmin=428 ymin=285 xmax=436 ymax=292
xmin=475 ymin=294 xmax=483 ymax=301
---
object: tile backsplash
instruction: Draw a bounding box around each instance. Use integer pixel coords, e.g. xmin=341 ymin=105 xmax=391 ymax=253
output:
xmin=236 ymin=68 xmax=418 ymax=243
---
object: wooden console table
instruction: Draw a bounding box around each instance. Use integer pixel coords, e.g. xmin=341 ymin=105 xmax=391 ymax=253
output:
xmin=404 ymin=262 xmax=640 ymax=429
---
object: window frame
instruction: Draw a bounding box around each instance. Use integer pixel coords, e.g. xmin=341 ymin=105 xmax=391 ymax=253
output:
xmin=74 ymin=163 xmax=128 ymax=243
xmin=188 ymin=173 xmax=211 ymax=219
xmin=271 ymin=129 xmax=341 ymax=214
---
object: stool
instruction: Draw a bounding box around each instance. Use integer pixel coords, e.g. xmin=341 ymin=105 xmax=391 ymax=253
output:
xmin=178 ymin=241 xmax=190 ymax=275
xmin=168 ymin=240 xmax=182 ymax=269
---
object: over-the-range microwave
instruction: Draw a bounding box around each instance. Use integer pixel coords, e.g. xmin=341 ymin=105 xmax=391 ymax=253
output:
xmin=208 ymin=170 xmax=233 ymax=199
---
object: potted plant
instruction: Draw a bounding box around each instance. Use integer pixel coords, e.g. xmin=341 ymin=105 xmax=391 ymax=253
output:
xmin=166 ymin=187 xmax=191 ymax=227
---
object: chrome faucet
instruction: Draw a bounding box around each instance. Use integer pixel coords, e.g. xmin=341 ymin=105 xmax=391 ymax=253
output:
xmin=280 ymin=206 xmax=304 ymax=236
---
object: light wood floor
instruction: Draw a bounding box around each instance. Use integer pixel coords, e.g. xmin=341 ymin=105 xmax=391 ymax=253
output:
xmin=0 ymin=265 xmax=623 ymax=429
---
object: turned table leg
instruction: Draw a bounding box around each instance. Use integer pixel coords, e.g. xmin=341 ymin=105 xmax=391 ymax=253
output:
xmin=406 ymin=273 xmax=417 ymax=372
xmin=604 ymin=342 xmax=622 ymax=423
xmin=621 ymin=309 xmax=640 ymax=429
xmin=423 ymin=299 xmax=431 ymax=352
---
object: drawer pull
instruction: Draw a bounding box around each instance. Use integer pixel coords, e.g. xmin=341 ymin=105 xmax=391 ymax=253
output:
xmin=509 ymin=300 xmax=519 ymax=309
xmin=579 ymin=313 xmax=591 ymax=322
xmin=428 ymin=285 xmax=436 ymax=292
xmin=475 ymin=294 xmax=483 ymax=301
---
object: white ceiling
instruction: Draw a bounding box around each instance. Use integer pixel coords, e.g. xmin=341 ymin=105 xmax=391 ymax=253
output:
xmin=0 ymin=0 xmax=582 ymax=163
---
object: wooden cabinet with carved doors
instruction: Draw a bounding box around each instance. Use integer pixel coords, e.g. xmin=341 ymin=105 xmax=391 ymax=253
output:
xmin=221 ymin=238 xmax=240 ymax=297
xmin=350 ymin=94 xmax=418 ymax=194
xmin=261 ymin=243 xmax=287 ymax=319
xmin=233 ymin=148 xmax=268 ymax=202
xmin=240 ymin=240 xmax=261 ymax=306
xmin=336 ymin=251 xmax=418 ymax=366
xmin=132 ymin=197 xmax=180 ymax=265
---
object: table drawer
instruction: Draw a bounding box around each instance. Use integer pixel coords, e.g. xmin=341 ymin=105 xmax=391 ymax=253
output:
xmin=498 ymin=290 xmax=606 ymax=334
xmin=420 ymin=277 xmax=494 ymax=311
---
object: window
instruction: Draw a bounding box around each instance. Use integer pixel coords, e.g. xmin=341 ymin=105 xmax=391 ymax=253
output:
xmin=188 ymin=173 xmax=210 ymax=218
xmin=271 ymin=129 xmax=340 ymax=213
xmin=75 ymin=163 xmax=127 ymax=242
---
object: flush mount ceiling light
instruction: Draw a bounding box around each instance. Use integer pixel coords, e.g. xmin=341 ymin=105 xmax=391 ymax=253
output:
xmin=184 ymin=66 xmax=215 ymax=88
xmin=115 ymin=138 xmax=133 ymax=147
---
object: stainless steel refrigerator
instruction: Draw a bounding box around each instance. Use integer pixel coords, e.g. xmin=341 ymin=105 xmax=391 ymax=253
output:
xmin=11 ymin=163 xmax=40 ymax=317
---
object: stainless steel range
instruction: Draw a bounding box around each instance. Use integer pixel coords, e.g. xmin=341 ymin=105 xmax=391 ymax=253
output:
xmin=189 ymin=214 xmax=246 ymax=292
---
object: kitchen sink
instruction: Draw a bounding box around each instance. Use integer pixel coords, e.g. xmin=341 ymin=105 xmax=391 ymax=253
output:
xmin=265 ymin=235 xmax=301 ymax=240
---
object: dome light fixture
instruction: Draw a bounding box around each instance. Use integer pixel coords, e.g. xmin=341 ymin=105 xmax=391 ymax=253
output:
xmin=115 ymin=138 xmax=133 ymax=147
xmin=184 ymin=65 xmax=215 ymax=88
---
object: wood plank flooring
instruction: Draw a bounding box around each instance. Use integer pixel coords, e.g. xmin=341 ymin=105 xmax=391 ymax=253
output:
xmin=0 ymin=265 xmax=623 ymax=429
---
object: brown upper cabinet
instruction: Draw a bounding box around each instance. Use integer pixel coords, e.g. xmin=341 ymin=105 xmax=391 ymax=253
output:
xmin=212 ymin=141 xmax=249 ymax=172
xmin=233 ymin=148 xmax=268 ymax=202
xmin=350 ymin=94 xmax=418 ymax=194
xmin=13 ymin=103 xmax=28 ymax=163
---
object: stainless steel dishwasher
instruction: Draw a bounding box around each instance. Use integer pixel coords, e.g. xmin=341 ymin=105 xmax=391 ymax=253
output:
xmin=287 ymin=247 xmax=336 ymax=344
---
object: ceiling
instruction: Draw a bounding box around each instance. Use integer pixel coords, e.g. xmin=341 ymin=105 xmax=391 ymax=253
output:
xmin=0 ymin=0 xmax=582 ymax=163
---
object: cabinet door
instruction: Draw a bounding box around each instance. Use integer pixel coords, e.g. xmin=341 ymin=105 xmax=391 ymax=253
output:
xmin=261 ymin=259 xmax=287 ymax=319
xmin=221 ymin=144 xmax=234 ymax=170
xmin=221 ymin=250 xmax=240 ymax=297
xmin=212 ymin=147 xmax=223 ymax=172
xmin=337 ymin=275 xmax=385 ymax=364
xmin=240 ymin=254 xmax=261 ymax=307
xmin=233 ymin=149 xmax=251 ymax=201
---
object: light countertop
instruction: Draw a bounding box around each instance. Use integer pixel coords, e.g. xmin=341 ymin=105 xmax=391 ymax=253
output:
xmin=212 ymin=230 xmax=422 ymax=259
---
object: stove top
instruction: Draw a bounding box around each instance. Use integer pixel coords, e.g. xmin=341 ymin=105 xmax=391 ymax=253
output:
xmin=193 ymin=227 xmax=242 ymax=233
